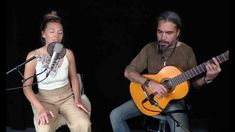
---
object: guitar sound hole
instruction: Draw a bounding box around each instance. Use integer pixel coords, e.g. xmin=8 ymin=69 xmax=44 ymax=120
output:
xmin=162 ymin=79 xmax=173 ymax=91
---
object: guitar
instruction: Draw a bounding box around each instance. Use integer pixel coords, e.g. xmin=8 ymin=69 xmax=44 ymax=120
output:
xmin=130 ymin=50 xmax=229 ymax=116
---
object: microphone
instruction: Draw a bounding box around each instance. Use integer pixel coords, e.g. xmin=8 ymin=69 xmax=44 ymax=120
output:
xmin=46 ymin=42 xmax=64 ymax=76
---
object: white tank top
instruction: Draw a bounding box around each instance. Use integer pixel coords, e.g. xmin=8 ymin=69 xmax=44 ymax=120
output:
xmin=35 ymin=51 xmax=69 ymax=90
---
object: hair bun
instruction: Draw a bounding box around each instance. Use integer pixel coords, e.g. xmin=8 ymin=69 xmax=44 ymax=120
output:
xmin=44 ymin=10 xmax=60 ymax=19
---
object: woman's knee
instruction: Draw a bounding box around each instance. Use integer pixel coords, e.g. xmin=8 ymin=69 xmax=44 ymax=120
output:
xmin=36 ymin=124 xmax=56 ymax=132
xmin=69 ymin=117 xmax=91 ymax=132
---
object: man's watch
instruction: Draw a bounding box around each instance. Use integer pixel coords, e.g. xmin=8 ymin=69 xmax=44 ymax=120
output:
xmin=203 ymin=76 xmax=213 ymax=84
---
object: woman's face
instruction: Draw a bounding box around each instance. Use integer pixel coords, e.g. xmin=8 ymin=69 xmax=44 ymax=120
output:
xmin=42 ymin=22 xmax=64 ymax=46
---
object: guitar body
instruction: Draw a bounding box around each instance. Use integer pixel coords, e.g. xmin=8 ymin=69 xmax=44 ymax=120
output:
xmin=130 ymin=66 xmax=190 ymax=116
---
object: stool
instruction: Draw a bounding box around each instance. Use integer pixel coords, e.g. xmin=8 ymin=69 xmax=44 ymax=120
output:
xmin=148 ymin=115 xmax=167 ymax=132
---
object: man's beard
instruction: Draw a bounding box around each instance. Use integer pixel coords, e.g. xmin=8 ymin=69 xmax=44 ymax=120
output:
xmin=158 ymin=41 xmax=170 ymax=54
xmin=158 ymin=39 xmax=177 ymax=55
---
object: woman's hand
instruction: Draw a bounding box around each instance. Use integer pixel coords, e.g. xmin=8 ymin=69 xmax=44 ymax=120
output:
xmin=75 ymin=100 xmax=90 ymax=115
xmin=37 ymin=108 xmax=54 ymax=125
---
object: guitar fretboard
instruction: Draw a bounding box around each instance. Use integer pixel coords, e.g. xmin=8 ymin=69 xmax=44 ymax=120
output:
xmin=170 ymin=50 xmax=229 ymax=86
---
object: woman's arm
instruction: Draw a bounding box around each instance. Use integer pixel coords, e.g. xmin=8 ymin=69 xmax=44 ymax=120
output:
xmin=67 ymin=49 xmax=80 ymax=101
xmin=67 ymin=49 xmax=90 ymax=114
xmin=23 ymin=51 xmax=44 ymax=111
xmin=23 ymin=51 xmax=54 ymax=125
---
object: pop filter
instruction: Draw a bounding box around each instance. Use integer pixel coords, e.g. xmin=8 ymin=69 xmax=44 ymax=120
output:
xmin=47 ymin=42 xmax=66 ymax=59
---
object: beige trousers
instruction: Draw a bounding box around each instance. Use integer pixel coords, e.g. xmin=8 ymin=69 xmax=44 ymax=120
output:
xmin=32 ymin=84 xmax=92 ymax=132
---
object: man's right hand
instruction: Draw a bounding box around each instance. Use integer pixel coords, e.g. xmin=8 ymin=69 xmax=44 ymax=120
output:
xmin=148 ymin=80 xmax=168 ymax=98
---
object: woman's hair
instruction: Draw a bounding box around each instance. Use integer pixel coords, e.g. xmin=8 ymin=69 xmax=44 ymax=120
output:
xmin=40 ymin=11 xmax=62 ymax=44
xmin=40 ymin=10 xmax=62 ymax=31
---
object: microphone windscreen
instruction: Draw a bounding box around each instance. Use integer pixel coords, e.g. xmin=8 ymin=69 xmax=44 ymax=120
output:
xmin=54 ymin=43 xmax=63 ymax=53
xmin=47 ymin=42 xmax=66 ymax=59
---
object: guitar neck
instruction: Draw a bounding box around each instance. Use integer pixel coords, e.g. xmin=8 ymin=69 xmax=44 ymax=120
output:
xmin=171 ymin=50 xmax=229 ymax=86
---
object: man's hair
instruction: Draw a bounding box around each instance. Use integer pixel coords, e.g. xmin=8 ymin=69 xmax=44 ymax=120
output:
xmin=157 ymin=10 xmax=182 ymax=30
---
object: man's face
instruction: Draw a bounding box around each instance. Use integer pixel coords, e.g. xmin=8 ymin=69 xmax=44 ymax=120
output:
xmin=156 ymin=20 xmax=180 ymax=50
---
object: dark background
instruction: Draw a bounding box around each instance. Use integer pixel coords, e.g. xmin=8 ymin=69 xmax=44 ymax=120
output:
xmin=6 ymin=0 xmax=230 ymax=131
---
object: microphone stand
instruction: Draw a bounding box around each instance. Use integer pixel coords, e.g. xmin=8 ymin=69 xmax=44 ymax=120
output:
xmin=6 ymin=56 xmax=36 ymax=79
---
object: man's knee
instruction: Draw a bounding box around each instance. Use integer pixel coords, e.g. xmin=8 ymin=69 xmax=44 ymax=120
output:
xmin=110 ymin=108 xmax=120 ymax=120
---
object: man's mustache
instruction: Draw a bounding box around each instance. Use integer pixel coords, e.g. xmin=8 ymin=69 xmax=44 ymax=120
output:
xmin=158 ymin=41 xmax=170 ymax=46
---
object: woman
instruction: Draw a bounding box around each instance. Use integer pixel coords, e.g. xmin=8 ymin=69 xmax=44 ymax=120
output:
xmin=23 ymin=10 xmax=91 ymax=132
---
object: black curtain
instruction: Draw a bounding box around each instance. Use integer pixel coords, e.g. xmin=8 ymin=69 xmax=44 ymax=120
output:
xmin=6 ymin=0 xmax=230 ymax=131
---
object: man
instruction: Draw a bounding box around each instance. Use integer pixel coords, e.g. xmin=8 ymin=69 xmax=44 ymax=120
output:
xmin=110 ymin=10 xmax=221 ymax=132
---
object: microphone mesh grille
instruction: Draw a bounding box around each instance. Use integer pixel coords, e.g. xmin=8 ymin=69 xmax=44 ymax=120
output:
xmin=47 ymin=42 xmax=66 ymax=59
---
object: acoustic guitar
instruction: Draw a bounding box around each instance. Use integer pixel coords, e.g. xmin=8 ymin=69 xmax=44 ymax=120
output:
xmin=130 ymin=50 xmax=229 ymax=116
